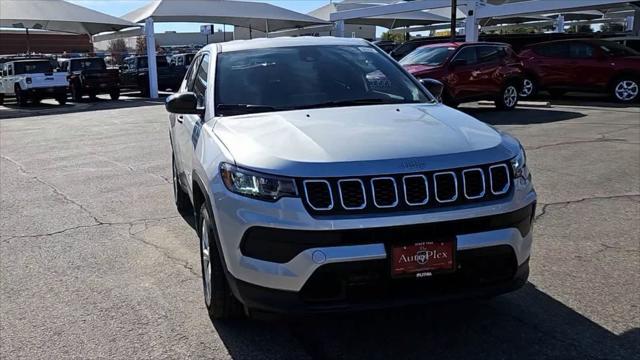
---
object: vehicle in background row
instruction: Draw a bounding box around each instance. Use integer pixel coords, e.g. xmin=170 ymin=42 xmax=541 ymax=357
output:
xmin=120 ymin=55 xmax=181 ymax=96
xmin=169 ymin=53 xmax=197 ymax=83
xmin=402 ymin=42 xmax=524 ymax=110
xmin=519 ymin=39 xmax=640 ymax=103
xmin=166 ymin=37 xmax=535 ymax=319
xmin=0 ymin=59 xmax=68 ymax=106
xmin=59 ymin=57 xmax=120 ymax=101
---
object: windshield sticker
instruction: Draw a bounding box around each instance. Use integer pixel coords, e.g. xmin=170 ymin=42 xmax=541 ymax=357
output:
xmin=359 ymin=47 xmax=378 ymax=53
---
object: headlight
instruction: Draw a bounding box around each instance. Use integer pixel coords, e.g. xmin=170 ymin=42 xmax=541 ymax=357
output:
xmin=220 ymin=163 xmax=298 ymax=201
xmin=511 ymin=146 xmax=529 ymax=179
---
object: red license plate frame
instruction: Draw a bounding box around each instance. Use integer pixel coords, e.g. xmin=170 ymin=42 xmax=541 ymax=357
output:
xmin=390 ymin=239 xmax=456 ymax=278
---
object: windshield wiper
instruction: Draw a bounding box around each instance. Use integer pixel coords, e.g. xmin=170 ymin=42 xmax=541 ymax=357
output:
xmin=216 ymin=104 xmax=289 ymax=116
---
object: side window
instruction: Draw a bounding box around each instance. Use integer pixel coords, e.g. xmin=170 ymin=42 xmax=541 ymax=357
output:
xmin=8 ymin=64 xmax=13 ymax=75
xmin=534 ymin=43 xmax=569 ymax=58
xmin=185 ymin=55 xmax=201 ymax=91
xmin=193 ymin=54 xmax=209 ymax=108
xmin=477 ymin=45 xmax=500 ymax=63
xmin=569 ymin=42 xmax=595 ymax=59
xmin=454 ymin=46 xmax=478 ymax=65
xmin=177 ymin=57 xmax=184 ymax=66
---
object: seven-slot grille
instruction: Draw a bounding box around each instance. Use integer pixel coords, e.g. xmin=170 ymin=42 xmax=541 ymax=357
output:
xmin=300 ymin=162 xmax=512 ymax=215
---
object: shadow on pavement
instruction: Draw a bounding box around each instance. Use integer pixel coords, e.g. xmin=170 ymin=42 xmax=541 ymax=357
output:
xmin=0 ymin=94 xmax=168 ymax=120
xmin=212 ymin=283 xmax=639 ymax=360
xmin=464 ymin=107 xmax=586 ymax=126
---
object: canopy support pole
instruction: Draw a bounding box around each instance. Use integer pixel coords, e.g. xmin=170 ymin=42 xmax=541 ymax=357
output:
xmin=265 ymin=20 xmax=269 ymax=38
xmin=450 ymin=0 xmax=457 ymax=40
xmin=145 ymin=17 xmax=159 ymax=99
xmin=633 ymin=10 xmax=640 ymax=36
xmin=26 ymin=28 xmax=31 ymax=54
xmin=554 ymin=15 xmax=565 ymax=33
xmin=335 ymin=20 xmax=345 ymax=37
xmin=249 ymin=25 xmax=252 ymax=39
xmin=464 ymin=0 xmax=478 ymax=42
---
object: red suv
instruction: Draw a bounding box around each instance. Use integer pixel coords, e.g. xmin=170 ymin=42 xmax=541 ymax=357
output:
xmin=401 ymin=42 xmax=524 ymax=110
xmin=519 ymin=39 xmax=640 ymax=103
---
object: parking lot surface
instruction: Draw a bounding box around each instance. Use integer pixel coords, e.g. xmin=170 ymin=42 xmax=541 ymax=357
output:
xmin=1 ymin=97 xmax=638 ymax=359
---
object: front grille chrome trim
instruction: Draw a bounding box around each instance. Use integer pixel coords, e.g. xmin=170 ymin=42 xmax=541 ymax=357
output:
xmin=433 ymin=171 xmax=458 ymax=203
xmin=302 ymin=180 xmax=333 ymax=211
xmin=489 ymin=164 xmax=511 ymax=195
xmin=402 ymin=174 xmax=429 ymax=206
xmin=462 ymin=168 xmax=486 ymax=200
xmin=338 ymin=179 xmax=367 ymax=210
xmin=370 ymin=177 xmax=399 ymax=208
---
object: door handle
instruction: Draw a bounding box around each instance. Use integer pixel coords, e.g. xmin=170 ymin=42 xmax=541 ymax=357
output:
xmin=177 ymin=115 xmax=184 ymax=123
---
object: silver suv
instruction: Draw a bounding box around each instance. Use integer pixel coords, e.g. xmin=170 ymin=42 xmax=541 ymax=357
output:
xmin=166 ymin=37 xmax=536 ymax=319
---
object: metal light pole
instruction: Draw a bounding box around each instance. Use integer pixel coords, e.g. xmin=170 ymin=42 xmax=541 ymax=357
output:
xmin=450 ymin=0 xmax=457 ymax=40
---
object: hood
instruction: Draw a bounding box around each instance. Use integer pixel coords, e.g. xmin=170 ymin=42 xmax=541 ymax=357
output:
xmin=213 ymin=104 xmax=514 ymax=177
xmin=403 ymin=64 xmax=442 ymax=74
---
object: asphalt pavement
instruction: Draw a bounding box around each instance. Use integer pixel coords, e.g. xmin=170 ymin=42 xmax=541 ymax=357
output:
xmin=0 ymin=96 xmax=638 ymax=359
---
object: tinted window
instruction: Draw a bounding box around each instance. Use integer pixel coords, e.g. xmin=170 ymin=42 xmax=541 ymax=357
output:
xmin=599 ymin=41 xmax=639 ymax=56
xmin=193 ymin=54 xmax=209 ymax=108
xmin=569 ymin=42 xmax=594 ymax=59
xmin=14 ymin=61 xmax=53 ymax=74
xmin=70 ymin=58 xmax=106 ymax=71
xmin=138 ymin=56 xmax=168 ymax=68
xmin=453 ymin=46 xmax=478 ymax=65
xmin=399 ymin=46 xmax=455 ymax=66
xmin=477 ymin=45 xmax=501 ymax=63
xmin=185 ymin=54 xmax=195 ymax=66
xmin=534 ymin=43 xmax=569 ymax=58
xmin=215 ymin=45 xmax=432 ymax=116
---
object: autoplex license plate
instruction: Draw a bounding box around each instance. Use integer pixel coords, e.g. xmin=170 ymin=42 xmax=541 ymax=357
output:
xmin=390 ymin=240 xmax=455 ymax=278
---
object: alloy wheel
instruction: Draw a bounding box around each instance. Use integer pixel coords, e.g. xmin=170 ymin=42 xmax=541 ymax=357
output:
xmin=504 ymin=85 xmax=518 ymax=108
xmin=615 ymin=80 xmax=639 ymax=102
xmin=201 ymin=217 xmax=212 ymax=307
xmin=520 ymin=79 xmax=534 ymax=97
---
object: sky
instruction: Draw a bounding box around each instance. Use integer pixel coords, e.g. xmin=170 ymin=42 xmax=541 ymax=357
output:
xmin=68 ymin=0 xmax=331 ymax=33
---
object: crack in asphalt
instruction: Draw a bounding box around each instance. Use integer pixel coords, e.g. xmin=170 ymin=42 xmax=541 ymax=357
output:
xmin=91 ymin=153 xmax=172 ymax=185
xmin=528 ymin=136 xmax=629 ymax=151
xmin=535 ymin=193 xmax=640 ymax=222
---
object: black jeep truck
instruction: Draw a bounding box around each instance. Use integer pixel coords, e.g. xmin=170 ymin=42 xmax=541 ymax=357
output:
xmin=59 ymin=57 xmax=120 ymax=101
xmin=120 ymin=55 xmax=180 ymax=96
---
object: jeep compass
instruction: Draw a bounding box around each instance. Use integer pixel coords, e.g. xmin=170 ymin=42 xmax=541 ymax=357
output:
xmin=166 ymin=37 xmax=536 ymax=319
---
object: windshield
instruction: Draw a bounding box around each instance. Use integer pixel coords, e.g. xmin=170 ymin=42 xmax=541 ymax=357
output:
xmin=14 ymin=61 xmax=53 ymax=74
xmin=400 ymin=46 xmax=456 ymax=66
xmin=139 ymin=56 xmax=168 ymax=68
xmin=598 ymin=41 xmax=639 ymax=57
xmin=215 ymin=45 xmax=432 ymax=116
xmin=70 ymin=58 xmax=106 ymax=71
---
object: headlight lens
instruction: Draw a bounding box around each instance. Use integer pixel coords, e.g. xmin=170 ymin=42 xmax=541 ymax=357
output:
xmin=220 ymin=163 xmax=298 ymax=201
xmin=511 ymin=146 xmax=529 ymax=179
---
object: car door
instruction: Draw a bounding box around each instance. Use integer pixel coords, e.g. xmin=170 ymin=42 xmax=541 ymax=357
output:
xmin=443 ymin=46 xmax=480 ymax=100
xmin=531 ymin=42 xmax=572 ymax=88
xmin=174 ymin=54 xmax=208 ymax=191
xmin=569 ymin=42 xmax=612 ymax=89
xmin=474 ymin=45 xmax=505 ymax=96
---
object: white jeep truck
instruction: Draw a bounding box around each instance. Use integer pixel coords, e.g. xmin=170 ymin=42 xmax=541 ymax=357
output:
xmin=0 ymin=59 xmax=68 ymax=106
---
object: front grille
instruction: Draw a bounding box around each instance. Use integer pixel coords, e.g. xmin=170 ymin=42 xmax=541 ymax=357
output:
xmin=300 ymin=161 xmax=512 ymax=216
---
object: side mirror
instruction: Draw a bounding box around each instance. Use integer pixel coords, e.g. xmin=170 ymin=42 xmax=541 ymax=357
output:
xmin=449 ymin=58 xmax=467 ymax=68
xmin=420 ymin=78 xmax=444 ymax=102
xmin=165 ymin=92 xmax=204 ymax=115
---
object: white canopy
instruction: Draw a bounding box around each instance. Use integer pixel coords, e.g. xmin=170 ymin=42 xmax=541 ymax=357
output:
xmin=0 ymin=0 xmax=138 ymax=35
xmin=310 ymin=2 xmax=449 ymax=29
xmin=122 ymin=0 xmax=328 ymax=32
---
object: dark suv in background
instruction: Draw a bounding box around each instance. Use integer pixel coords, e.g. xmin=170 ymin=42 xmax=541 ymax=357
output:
xmin=519 ymin=39 xmax=640 ymax=103
xmin=120 ymin=55 xmax=181 ymax=96
xmin=401 ymin=42 xmax=524 ymax=109
xmin=59 ymin=57 xmax=120 ymax=101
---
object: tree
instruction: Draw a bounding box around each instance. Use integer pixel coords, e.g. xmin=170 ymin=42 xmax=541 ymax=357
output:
xmin=380 ymin=31 xmax=405 ymax=43
xmin=107 ymin=38 xmax=127 ymax=64
xmin=135 ymin=36 xmax=146 ymax=55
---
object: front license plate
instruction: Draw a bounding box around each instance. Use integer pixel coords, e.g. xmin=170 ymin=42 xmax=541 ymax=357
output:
xmin=390 ymin=240 xmax=455 ymax=278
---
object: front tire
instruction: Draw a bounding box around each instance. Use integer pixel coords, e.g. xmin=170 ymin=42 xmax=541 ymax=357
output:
xmin=109 ymin=89 xmax=120 ymax=100
xmin=198 ymin=203 xmax=244 ymax=320
xmin=495 ymin=83 xmax=519 ymax=110
xmin=71 ymin=82 xmax=83 ymax=102
xmin=612 ymin=77 xmax=639 ymax=103
xmin=15 ymin=85 xmax=27 ymax=106
xmin=56 ymin=95 xmax=67 ymax=105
